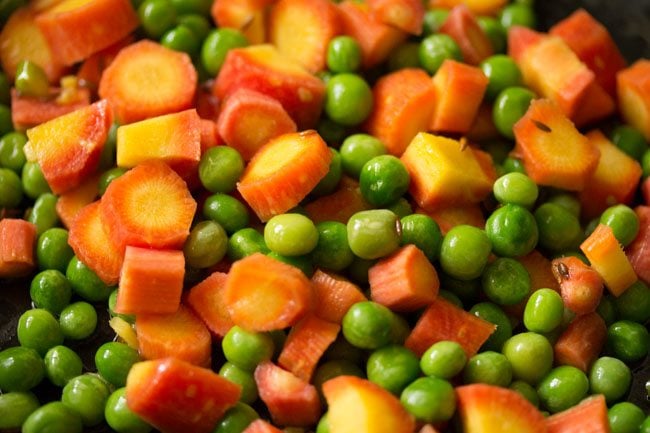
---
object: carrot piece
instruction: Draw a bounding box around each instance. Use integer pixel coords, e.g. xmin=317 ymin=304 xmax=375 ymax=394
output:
xmin=553 ymin=312 xmax=607 ymax=372
xmin=429 ymin=60 xmax=489 ymax=134
xmin=224 ymin=253 xmax=313 ymax=331
xmin=367 ymin=0 xmax=425 ymax=35
xmin=116 ymin=246 xmax=185 ymax=315
xmin=304 ymin=176 xmax=371 ymax=224
xmin=417 ymin=204 xmax=485 ymax=235
xmin=337 ymin=1 xmax=407 ymax=69
xmin=126 ymin=358 xmax=240 ymax=433
xmin=363 ymin=68 xmax=437 ymax=156
xmin=35 ymin=0 xmax=138 ymax=66
xmin=99 ymin=40 xmax=197 ymax=124
xmin=570 ymin=77 xmax=616 ymax=128
xmin=546 ymin=394 xmax=609 ymax=433
xmin=56 ymin=173 xmax=99 ymax=229
xmin=617 ymin=60 xmax=650 ymax=141
xmin=242 ymin=420 xmax=284 ymax=433
xmin=580 ymin=224 xmax=637 ymax=296
xmin=237 ymin=130 xmax=332 ymax=221
xmin=77 ymin=35 xmax=133 ymax=92
xmin=199 ymin=119 xmax=221 ymax=153
xmin=626 ymin=206 xmax=650 ymax=285
xmin=186 ymin=271 xmax=234 ymax=338
xmin=0 ymin=218 xmax=37 ymax=278
xmin=507 ymin=25 xmax=545 ymax=63
xmin=310 ymin=269 xmax=367 ymax=323
xmin=217 ymin=88 xmax=297 ymax=161
xmin=549 ymin=9 xmax=626 ymax=96
xmin=405 ymin=297 xmax=496 ymax=357
xmin=135 ymin=305 xmax=212 ymax=367
xmin=551 ymin=256 xmax=604 ymax=316
xmin=278 ymin=314 xmax=340 ymax=382
xmin=439 ymin=5 xmax=493 ymax=65
xmin=512 ymin=99 xmax=600 ymax=191
xmin=428 ymin=0 xmax=507 ymax=16
xmin=456 ymin=384 xmax=547 ymax=433
xmin=210 ymin=0 xmax=272 ymax=45
xmin=100 ymin=161 xmax=196 ymax=252
xmin=368 ymin=245 xmax=439 ymax=312
xmin=24 ymin=99 xmax=112 ymax=194
xmin=68 ymin=201 xmax=124 ymax=285
xmin=10 ymin=86 xmax=91 ymax=131
xmin=255 ymin=362 xmax=321 ymax=427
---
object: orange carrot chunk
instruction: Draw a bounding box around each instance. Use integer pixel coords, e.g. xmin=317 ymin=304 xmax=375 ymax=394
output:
xmin=551 ymin=256 xmax=604 ymax=316
xmin=224 ymin=253 xmax=313 ymax=331
xmin=0 ymin=219 xmax=37 ymax=278
xmin=626 ymin=206 xmax=650 ymax=285
xmin=186 ymin=271 xmax=235 ymax=338
xmin=55 ymin=173 xmax=99 ymax=229
xmin=237 ymin=130 xmax=332 ymax=221
xmin=76 ymin=35 xmax=133 ymax=92
xmin=100 ymin=161 xmax=196 ymax=252
xmin=310 ymin=269 xmax=367 ymax=323
xmin=99 ymin=40 xmax=197 ymax=124
xmin=367 ymin=0 xmax=425 ymax=35
xmin=439 ymin=5 xmax=493 ymax=65
xmin=507 ymin=26 xmax=545 ymax=64
xmin=546 ymin=394 xmax=609 ymax=433
xmin=368 ymin=244 xmax=439 ymax=312
xmin=428 ymin=0 xmax=507 ymax=16
xmin=11 ymin=86 xmax=91 ymax=131
xmin=135 ymin=304 xmax=212 ymax=367
xmin=116 ymin=246 xmax=185 ymax=315
xmin=617 ymin=60 xmax=650 ymax=141
xmin=553 ymin=312 xmax=607 ymax=372
xmin=210 ymin=0 xmax=272 ymax=45
xmin=304 ymin=176 xmax=371 ymax=224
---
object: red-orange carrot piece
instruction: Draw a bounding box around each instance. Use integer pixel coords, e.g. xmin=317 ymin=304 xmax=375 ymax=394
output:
xmin=278 ymin=314 xmax=340 ymax=382
xmin=520 ymin=249 xmax=560 ymax=292
xmin=237 ymin=130 xmax=332 ymax=221
xmin=11 ymin=86 xmax=91 ymax=130
xmin=405 ymin=297 xmax=496 ymax=357
xmin=99 ymin=40 xmax=197 ymax=124
xmin=580 ymin=224 xmax=637 ymax=296
xmin=210 ymin=0 xmax=272 ymax=45
xmin=546 ymin=395 xmax=609 ymax=433
xmin=439 ymin=5 xmax=493 ymax=65
xmin=418 ymin=204 xmax=485 ymax=235
xmin=553 ymin=312 xmax=607 ymax=372
xmin=186 ymin=271 xmax=234 ymax=338
xmin=0 ymin=219 xmax=37 ymax=278
xmin=217 ymin=88 xmax=297 ymax=161
xmin=242 ymin=420 xmax=284 ymax=433
xmin=68 ymin=201 xmax=124 ymax=285
xmin=304 ymin=176 xmax=372 ymax=224
xmin=507 ymin=26 xmax=544 ymax=63
xmin=551 ymin=256 xmax=604 ymax=316
xmin=255 ymin=362 xmax=321 ymax=427
xmin=626 ymin=206 xmax=650 ymax=285
xmin=56 ymin=173 xmax=99 ymax=229
xmin=199 ymin=119 xmax=221 ymax=152
xmin=363 ymin=68 xmax=437 ymax=156
xmin=116 ymin=246 xmax=185 ymax=315
xmin=224 ymin=253 xmax=313 ymax=331
xmin=310 ymin=269 xmax=367 ymax=323
xmin=570 ymin=77 xmax=616 ymax=128
xmin=77 ymin=35 xmax=133 ymax=92
xmin=428 ymin=0 xmax=507 ymax=16
xmin=617 ymin=60 xmax=650 ymax=141
xmin=135 ymin=305 xmax=212 ymax=367
xmin=368 ymin=245 xmax=439 ymax=312
xmin=367 ymin=0 xmax=425 ymax=35
xmin=100 ymin=161 xmax=196 ymax=252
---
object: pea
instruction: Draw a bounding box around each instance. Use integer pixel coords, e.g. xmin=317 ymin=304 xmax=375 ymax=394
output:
xmin=105 ymin=387 xmax=152 ymax=433
xmin=480 ymin=55 xmax=522 ymax=101
xmin=482 ymin=257 xmax=531 ymax=307
xmin=359 ymin=155 xmax=410 ymax=207
xmin=534 ymin=202 xmax=583 ymax=253
xmin=214 ymin=402 xmax=259 ymax=433
xmin=0 ymin=104 xmax=11 ymax=136
xmin=312 ymin=148 xmax=342 ymax=197
xmin=28 ymin=193 xmax=58 ymax=235
xmin=419 ymin=34 xmax=462 ymax=75
xmin=339 ymin=133 xmax=386 ymax=178
xmin=486 ymin=203 xmax=538 ymax=257
xmin=199 ymin=146 xmax=244 ymax=193
xmin=17 ymin=309 xmax=64 ymax=356
xmin=15 ymin=60 xmax=49 ymax=97
xmin=0 ymin=167 xmax=23 ymax=208
xmin=62 ymin=374 xmax=111 ymax=426
xmin=440 ymin=273 xmax=480 ymax=306
xmin=509 ymin=380 xmax=540 ymax=407
xmin=267 ymin=251 xmax=313 ymax=277
xmin=609 ymin=402 xmax=646 ymax=433
xmin=98 ymin=122 xmax=118 ymax=169
xmin=399 ymin=214 xmax=442 ymax=263
xmin=589 ymin=356 xmax=631 ymax=404
xmin=536 ymin=366 xmax=588 ymax=413
xmin=463 ymin=351 xmax=512 ymax=387
xmin=470 ymin=302 xmax=513 ymax=352
xmin=493 ymin=87 xmax=536 ymax=139
xmin=313 ymin=359 xmax=364 ymax=398
xmin=366 ymin=345 xmax=420 ymax=395
xmin=0 ymin=346 xmax=44 ymax=392
xmin=222 ymin=326 xmax=274 ymax=372
xmin=347 ymin=209 xmax=400 ymax=260
xmin=138 ymin=0 xmax=177 ymax=39
xmin=492 ymin=172 xmax=538 ymax=208
xmin=66 ymin=256 xmax=114 ymax=302
xmin=36 ymin=227 xmax=74 ymax=272
xmin=98 ymin=167 xmax=128 ymax=196
xmin=642 ymin=149 xmax=650 ymax=178
xmin=599 ymin=204 xmax=639 ymax=247
xmin=169 ymin=0 xmax=210 ymax=15
xmin=420 ymin=341 xmax=467 ymax=379
xmin=317 ymin=118 xmax=347 ymax=146
xmin=611 ymin=125 xmax=648 ymax=161
xmin=201 ymin=28 xmax=248 ymax=75
xmin=327 ymin=36 xmax=362 ymax=73
xmin=203 ymin=193 xmax=250 ymax=234
xmin=184 ymin=220 xmax=228 ymax=268
xmin=400 ymin=377 xmax=456 ymax=423
xmin=346 ymin=256 xmax=375 ymax=285
xmin=22 ymin=401 xmax=83 ymax=433
xmin=478 ymin=16 xmax=506 ymax=53
xmin=607 ymin=320 xmax=649 ymax=363
xmin=43 ymin=345 xmax=82 ymax=389
xmin=227 ymin=227 xmax=269 ymax=261
xmin=21 ymin=161 xmax=51 ymax=199
xmin=264 ymin=213 xmax=319 ymax=256
xmin=423 ymin=9 xmax=449 ymax=35
xmin=546 ymin=192 xmax=581 ymax=218
xmin=642 ymin=417 xmax=650 ymax=433
xmin=387 ymin=42 xmax=421 ymax=71
xmin=502 ymin=156 xmax=526 ymax=174
xmin=311 ymin=221 xmax=354 ymax=271
xmin=30 ymin=270 xmax=72 ymax=315
xmin=95 ymin=342 xmax=140 ymax=388
xmin=596 ymin=295 xmax=618 ymax=326
xmin=108 ymin=289 xmax=135 ymax=324
xmin=161 ymin=24 xmax=201 ymax=56
xmin=614 ymin=281 xmax=650 ymax=323
xmin=316 ymin=413 xmax=330 ymax=433
xmin=59 ymin=302 xmax=97 ymax=340
xmin=219 ymin=362 xmax=258 ymax=404
xmin=0 ymin=131 xmax=27 ymax=172
xmin=325 ymin=73 xmax=373 ymax=126
xmin=323 ymin=337 xmax=365 ymax=365
xmin=523 ymin=288 xmax=563 ymax=333
xmin=499 ymin=3 xmax=536 ymax=29
xmin=501 ymin=332 xmax=553 ymax=385
xmin=0 ymin=391 xmax=40 ymax=430
xmin=440 ymin=225 xmax=491 ymax=281
xmin=177 ymin=13 xmax=211 ymax=40
xmin=342 ymin=301 xmax=397 ymax=350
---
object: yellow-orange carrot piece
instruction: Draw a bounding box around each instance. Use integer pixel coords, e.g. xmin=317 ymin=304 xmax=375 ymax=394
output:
xmin=11 ymin=86 xmax=91 ymax=131
xmin=546 ymin=395 xmax=610 ymax=433
xmin=77 ymin=35 xmax=133 ymax=92
xmin=519 ymin=249 xmax=560 ymax=293
xmin=551 ymin=256 xmax=604 ymax=316
xmin=627 ymin=206 xmax=650 ymax=285
xmin=368 ymin=245 xmax=439 ymax=312
xmin=428 ymin=0 xmax=507 ymax=16
xmin=237 ymin=130 xmax=332 ymax=221
xmin=310 ymin=269 xmax=367 ymax=323
xmin=210 ymin=0 xmax=272 ymax=45
xmin=0 ymin=219 xmax=37 ymax=278
xmin=419 ymin=204 xmax=486 ymax=234
xmin=116 ymin=246 xmax=185 ymax=315
xmin=304 ymin=176 xmax=371 ymax=224
xmin=56 ymin=173 xmax=99 ymax=229
xmin=367 ymin=0 xmax=425 ymax=35
xmin=617 ymin=60 xmax=650 ymax=141
xmin=554 ymin=312 xmax=607 ymax=372
xmin=186 ymin=271 xmax=234 ymax=338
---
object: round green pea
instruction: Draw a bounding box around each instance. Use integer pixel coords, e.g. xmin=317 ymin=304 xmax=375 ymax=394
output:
xmin=419 ymin=34 xmax=462 ymax=74
xmin=199 ymin=146 xmax=244 ymax=193
xmin=222 ymin=326 xmax=274 ymax=372
xmin=400 ymin=214 xmax=442 ymax=263
xmin=463 ymin=351 xmax=512 ymax=387
xmin=316 ymin=413 xmax=330 ymax=433
xmin=509 ymin=380 xmax=540 ymax=407
xmin=30 ymin=270 xmax=72 ymax=315
xmin=22 ymin=401 xmax=83 ymax=433
xmin=0 ymin=391 xmax=40 ymax=430
xmin=66 ymin=256 xmax=114 ymax=302
xmin=502 ymin=332 xmax=553 ymax=385
xmin=478 ymin=16 xmax=506 ymax=53
xmin=264 ymin=213 xmax=319 ymax=256
xmin=420 ymin=341 xmax=467 ymax=379
xmin=440 ymin=225 xmax=491 ymax=280
xmin=227 ymin=227 xmax=269 ymax=261
xmin=536 ymin=366 xmax=589 ymax=413
xmin=95 ymin=342 xmax=140 ymax=388
xmin=609 ymin=402 xmax=646 ymax=433
xmin=492 ymin=172 xmax=538 ymax=208
xmin=44 ymin=345 xmax=82 ymax=388
xmin=499 ymin=3 xmax=536 ymax=29
xmin=28 ymin=193 xmax=59 ymax=235
xmin=486 ymin=203 xmax=539 ymax=257
xmin=0 ymin=131 xmax=27 ymax=172
xmin=600 ymin=204 xmax=639 ymax=247
xmin=219 ymin=362 xmax=258 ymax=404
xmin=161 ymin=24 xmax=201 ymax=56
xmin=169 ymin=0 xmax=211 ymax=15
xmin=480 ymin=55 xmax=523 ymax=101
xmin=501 ymin=156 xmax=526 ymax=174
xmin=547 ymin=193 xmax=581 ymax=218
xmin=339 ymin=133 xmax=386 ymax=178
xmin=15 ymin=60 xmax=49 ymax=98
xmin=423 ymin=9 xmax=449 ymax=35
xmin=642 ymin=149 xmax=650 ymax=178
xmin=312 ymin=148 xmax=343 ymax=197
xmin=589 ymin=356 xmax=631 ymax=403
xmin=17 ymin=309 xmax=64 ymax=356
xmin=21 ymin=161 xmax=51 ymax=199
xmin=493 ymin=86 xmax=536 ymax=139
xmin=614 ymin=281 xmax=650 ymax=323
xmin=214 ymin=402 xmax=259 ymax=433
xmin=388 ymin=42 xmax=421 ymax=71
xmin=98 ymin=167 xmax=128 ymax=196
xmin=317 ymin=118 xmax=347 ymax=146
xmin=327 ymin=36 xmax=362 ymax=73
xmin=203 ymin=193 xmax=250 ymax=234
xmin=366 ymin=345 xmax=420 ymax=395
xmin=177 ymin=13 xmax=211 ymax=40
xmin=184 ymin=220 xmax=228 ymax=268
xmin=201 ymin=28 xmax=248 ymax=75
xmin=400 ymin=377 xmax=456 ymax=423
xmin=534 ymin=202 xmax=583 ymax=253
xmin=36 ymin=228 xmax=74 ymax=272
xmin=311 ymin=221 xmax=354 ymax=271
xmin=138 ymin=0 xmax=177 ymax=39
xmin=347 ymin=209 xmax=400 ymax=260
xmin=59 ymin=302 xmax=97 ymax=340
xmin=0 ymin=346 xmax=44 ymax=392
xmin=359 ymin=155 xmax=410 ymax=207
xmin=482 ymin=258 xmax=530 ymax=306
xmin=325 ymin=73 xmax=373 ymax=126
xmin=611 ymin=125 xmax=648 ymax=161
xmin=0 ymin=167 xmax=23 ymax=208
xmin=342 ymin=301 xmax=396 ymax=350
xmin=470 ymin=302 xmax=513 ymax=352
xmin=267 ymin=251 xmax=313 ymax=277
xmin=62 ymin=374 xmax=111 ymax=426
xmin=607 ymin=320 xmax=649 ymax=363
xmin=105 ymin=387 xmax=152 ymax=433
xmin=523 ymin=288 xmax=564 ymax=333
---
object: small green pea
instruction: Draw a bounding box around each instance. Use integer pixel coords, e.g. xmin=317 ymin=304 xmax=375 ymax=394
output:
xmin=17 ymin=309 xmax=64 ymax=356
xmin=492 ymin=172 xmax=538 ymax=207
xmin=589 ymin=356 xmax=631 ymax=404
xmin=28 ymin=193 xmax=59 ymax=235
xmin=201 ymin=28 xmax=248 ymax=76
xmin=440 ymin=225 xmax=491 ymax=281
xmin=534 ymin=202 xmax=583 ymax=253
xmin=400 ymin=377 xmax=456 ymax=423
xmin=342 ymin=301 xmax=397 ymax=350
xmin=419 ymin=34 xmax=462 ymax=74
xmin=463 ymin=351 xmax=512 ymax=387
xmin=138 ymin=0 xmax=177 ymax=39
xmin=499 ymin=3 xmax=536 ymax=29
xmin=44 ymin=345 xmax=83 ymax=388
xmin=536 ymin=366 xmax=589 ymax=413
xmin=400 ymin=214 xmax=442 ymax=263
xmin=0 ymin=346 xmax=44 ymax=392
xmin=485 ymin=203 xmax=538 ymax=258
xmin=608 ymin=402 xmax=645 ymax=433
xmin=325 ymin=73 xmax=373 ymax=126
xmin=199 ymin=146 xmax=244 ymax=193
xmin=599 ymin=204 xmax=639 ymax=247
xmin=21 ymin=161 xmax=51 ymax=199
xmin=423 ymin=9 xmax=449 ymax=35
xmin=161 ymin=24 xmax=201 ymax=56
xmin=104 ymin=387 xmax=152 ymax=433
xmin=359 ymin=155 xmax=410 ymax=207
xmin=66 ymin=256 xmax=114 ymax=302
xmin=37 ymin=228 xmax=74 ymax=272
xmin=219 ymin=362 xmax=258 ymax=404
xmin=493 ymin=87 xmax=536 ymax=139
xmin=614 ymin=281 xmax=650 ymax=323
xmin=22 ymin=401 xmax=83 ymax=433
xmin=480 ymin=55 xmax=523 ymax=101
xmin=478 ymin=16 xmax=506 ymax=53
xmin=501 ymin=332 xmax=553 ymax=385
xmin=59 ymin=302 xmax=97 ymax=340
xmin=213 ymin=402 xmax=258 ymax=433
xmin=203 ymin=193 xmax=250 ymax=235
xmin=177 ymin=13 xmax=211 ymax=40
xmin=311 ymin=148 xmax=342 ymax=197
xmin=0 ymin=131 xmax=27 ymax=172
xmin=0 ymin=391 xmax=40 ymax=430
xmin=607 ymin=320 xmax=649 ymax=363
xmin=523 ymin=288 xmax=564 ymax=333
xmin=366 ymin=345 xmax=420 ymax=395
xmin=611 ymin=125 xmax=648 ymax=161
xmin=222 ymin=326 xmax=274 ymax=372
xmin=0 ymin=167 xmax=23 ymax=209
xmin=227 ymin=227 xmax=269 ymax=261
xmin=509 ymin=380 xmax=539 ymax=407
xmin=387 ymin=42 xmax=421 ymax=71
xmin=420 ymin=341 xmax=467 ymax=379
xmin=95 ymin=342 xmax=141 ymax=388
xmin=347 ymin=209 xmax=400 ymax=260
xmin=184 ymin=220 xmax=228 ymax=268
xmin=30 ymin=270 xmax=72 ymax=315
xmin=15 ymin=60 xmax=49 ymax=97
xmin=311 ymin=221 xmax=354 ymax=272
xmin=264 ymin=213 xmax=319 ymax=256
xmin=327 ymin=36 xmax=362 ymax=73
xmin=339 ymin=133 xmax=386 ymax=178
xmin=61 ymin=374 xmax=111 ymax=426
xmin=98 ymin=167 xmax=128 ymax=196
xmin=470 ymin=302 xmax=513 ymax=352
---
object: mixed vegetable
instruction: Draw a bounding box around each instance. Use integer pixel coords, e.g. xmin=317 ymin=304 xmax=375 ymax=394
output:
xmin=0 ymin=0 xmax=649 ymax=432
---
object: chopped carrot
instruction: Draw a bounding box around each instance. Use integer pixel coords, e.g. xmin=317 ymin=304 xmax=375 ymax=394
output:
xmin=580 ymin=224 xmax=637 ymax=296
xmin=304 ymin=176 xmax=372 ymax=224
xmin=553 ymin=312 xmax=607 ymax=372
xmin=242 ymin=420 xmax=284 ymax=433
xmin=363 ymin=68 xmax=437 ymax=156
xmin=100 ymin=161 xmax=196 ymax=252
xmin=368 ymin=244 xmax=439 ymax=312
xmin=405 ymin=297 xmax=496 ymax=357
xmin=55 ymin=173 xmax=99 ymax=229
xmin=418 ymin=204 xmax=486 ymax=235
xmin=186 ymin=271 xmax=234 ymax=338
xmin=278 ymin=314 xmax=340 ymax=382
xmin=224 ymin=253 xmax=313 ymax=331
xmin=546 ymin=395 xmax=609 ymax=433
xmin=116 ymin=246 xmax=185 ymax=315
xmin=310 ymin=269 xmax=367 ymax=323
xmin=11 ymin=86 xmax=91 ymax=130
xmin=428 ymin=0 xmax=507 ymax=16
xmin=98 ymin=40 xmax=197 ymax=124
xmin=551 ymin=256 xmax=604 ymax=316
xmin=199 ymin=119 xmax=221 ymax=152
xmin=569 ymin=71 xmax=616 ymax=128
xmin=507 ymin=26 xmax=544 ymax=63
xmin=367 ymin=0 xmax=425 ymax=35
xmin=210 ymin=0 xmax=272 ymax=45
xmin=626 ymin=206 xmax=650 ymax=285
xmin=0 ymin=218 xmax=37 ymax=278
xmin=68 ymin=201 xmax=124 ymax=285
xmin=136 ymin=305 xmax=212 ymax=367
xmin=439 ymin=5 xmax=493 ymax=65
xmin=237 ymin=130 xmax=332 ymax=221
xmin=77 ymin=35 xmax=133 ymax=92
xmin=617 ymin=60 xmax=650 ymax=141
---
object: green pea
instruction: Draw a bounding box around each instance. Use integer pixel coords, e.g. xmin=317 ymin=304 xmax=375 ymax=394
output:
xmin=138 ymin=0 xmax=177 ymax=39
xmin=399 ymin=214 xmax=442 ymax=263
xmin=44 ymin=345 xmax=82 ymax=389
xmin=21 ymin=161 xmax=51 ymax=199
xmin=523 ymin=288 xmax=564 ymax=333
xmin=470 ymin=302 xmax=512 ymax=352
xmin=311 ymin=221 xmax=354 ymax=271
xmin=36 ymin=228 xmax=74 ymax=272
xmin=325 ymin=73 xmax=373 ymax=126
xmin=440 ymin=225 xmax=491 ymax=281
xmin=22 ymin=401 xmax=83 ymax=433
xmin=317 ymin=118 xmax=348 ymax=146
xmin=599 ymin=204 xmax=639 ymax=247
xmin=346 ymin=256 xmax=375 ymax=285
xmin=170 ymin=0 xmax=210 ymax=14
xmin=607 ymin=320 xmax=649 ymax=363
xmin=478 ymin=16 xmax=506 ymax=53
xmin=463 ymin=351 xmax=512 ymax=387
xmin=0 ymin=346 xmax=44 ymax=392
xmin=312 ymin=148 xmax=342 ymax=197
xmin=400 ymin=377 xmax=456 ymax=423
xmin=492 ymin=172 xmax=538 ymax=208
xmin=596 ymin=295 xmax=617 ymax=326
xmin=0 ymin=391 xmax=39 ymax=430
xmin=0 ymin=167 xmax=23 ymax=208
xmin=222 ymin=326 xmax=274 ymax=371
xmin=219 ymin=362 xmax=258 ymax=404
xmin=534 ymin=202 xmax=583 ymax=253
xmin=339 ymin=133 xmax=386 ymax=178
xmin=316 ymin=413 xmax=330 ymax=433
xmin=611 ymin=125 xmax=648 ymax=161
xmin=62 ymin=374 xmax=111 ymax=426
xmin=493 ymin=86 xmax=536 ymax=139
xmin=327 ymin=36 xmax=362 ymax=73
xmin=347 ymin=209 xmax=400 ymax=260
xmin=227 ymin=227 xmax=269 ymax=261
xmin=98 ymin=167 xmax=127 ymax=196
xmin=420 ymin=341 xmax=467 ymax=379
xmin=266 ymin=251 xmax=313 ymax=277
xmin=203 ymin=193 xmax=250 ymax=234
xmin=161 ymin=24 xmax=201 ymax=56
xmin=184 ymin=220 xmax=228 ymax=268
xmin=15 ymin=60 xmax=49 ymax=97
xmin=201 ymin=28 xmax=248 ymax=75
xmin=589 ymin=356 xmax=631 ymax=404
xmin=105 ymin=387 xmax=152 ymax=433
xmin=499 ymin=3 xmax=536 ymax=29
xmin=359 ymin=155 xmax=410 ymax=207
xmin=546 ymin=192 xmax=581 ymax=218
xmin=177 ymin=13 xmax=211 ymax=40
xmin=501 ymin=332 xmax=553 ymax=385
xmin=342 ymin=301 xmax=397 ymax=350
xmin=313 ymin=359 xmax=364 ymax=398
xmin=614 ymin=281 xmax=650 ymax=323
xmin=486 ymin=203 xmax=538 ymax=258
xmin=199 ymin=146 xmax=244 ymax=193
xmin=59 ymin=302 xmax=97 ymax=340
xmin=609 ymin=402 xmax=646 ymax=433
xmin=480 ymin=55 xmax=522 ymax=101
xmin=366 ymin=345 xmax=420 ymax=395
xmin=30 ymin=270 xmax=72 ymax=315
xmin=323 ymin=336 xmax=365 ymax=365
xmin=536 ymin=366 xmax=589 ymax=413
xmin=264 ymin=213 xmax=319 ymax=256
xmin=214 ymin=402 xmax=259 ymax=433
xmin=642 ymin=148 xmax=650 ymax=178
xmin=386 ymin=198 xmax=412 ymax=219
xmin=423 ymin=9 xmax=449 ymax=35
xmin=28 ymin=193 xmax=59 ymax=235
xmin=419 ymin=34 xmax=462 ymax=74
xmin=95 ymin=342 xmax=140 ymax=388
xmin=501 ymin=156 xmax=526 ymax=174
xmin=440 ymin=273 xmax=481 ymax=306
xmin=0 ymin=131 xmax=27 ymax=172
xmin=387 ymin=42 xmax=421 ymax=71
xmin=0 ymin=104 xmax=11 ymax=136
xmin=482 ymin=258 xmax=530 ymax=306
xmin=509 ymin=380 xmax=539 ymax=407
xmin=66 ymin=256 xmax=114 ymax=302
xmin=17 ymin=309 xmax=64 ymax=356
xmin=108 ymin=289 xmax=135 ymax=324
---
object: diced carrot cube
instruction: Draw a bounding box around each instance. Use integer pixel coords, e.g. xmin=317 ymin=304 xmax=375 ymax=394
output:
xmin=77 ymin=36 xmax=133 ymax=92
xmin=310 ymin=269 xmax=367 ymax=323
xmin=626 ymin=206 xmax=650 ymax=285
xmin=519 ymin=249 xmax=560 ymax=293
xmin=55 ymin=173 xmax=99 ymax=229
xmin=419 ymin=204 xmax=486 ymax=235
xmin=428 ymin=0 xmax=507 ymax=16
xmin=211 ymin=0 xmax=272 ymax=45
xmin=186 ymin=271 xmax=234 ymax=338
xmin=0 ymin=219 xmax=37 ymax=278
xmin=439 ymin=5 xmax=493 ymax=65
xmin=507 ymin=25 xmax=545 ymax=64
xmin=551 ymin=256 xmax=604 ymax=316
xmin=11 ymin=86 xmax=91 ymax=131
xmin=367 ymin=0 xmax=425 ymax=35
xmin=617 ymin=60 xmax=650 ymax=141
xmin=546 ymin=394 xmax=609 ymax=433
xmin=304 ymin=176 xmax=371 ymax=224
xmin=199 ymin=119 xmax=221 ymax=153
xmin=553 ymin=312 xmax=607 ymax=372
